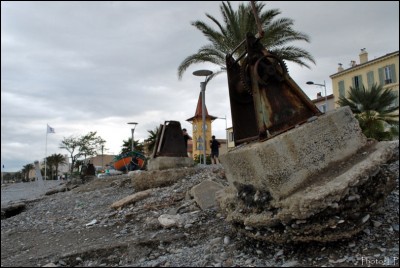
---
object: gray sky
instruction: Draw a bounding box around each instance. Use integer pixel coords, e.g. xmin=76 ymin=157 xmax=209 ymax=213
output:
xmin=1 ymin=1 xmax=399 ymax=172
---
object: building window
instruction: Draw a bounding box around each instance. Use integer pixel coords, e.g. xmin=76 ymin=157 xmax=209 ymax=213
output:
xmin=379 ymin=64 xmax=397 ymax=86
xmin=197 ymin=136 xmax=203 ymax=150
xmin=338 ymin=80 xmax=345 ymax=97
xmin=352 ymin=75 xmax=362 ymax=89
xmin=229 ymin=131 xmax=234 ymax=142
xmin=384 ymin=66 xmax=392 ymax=84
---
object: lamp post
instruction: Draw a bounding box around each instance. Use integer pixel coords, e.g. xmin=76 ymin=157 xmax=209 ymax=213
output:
xmin=306 ymin=80 xmax=328 ymax=113
xmin=101 ymin=144 xmax=104 ymax=170
xmin=1 ymin=164 xmax=4 ymax=185
xmin=127 ymin=122 xmax=138 ymax=152
xmin=193 ymin=69 xmax=213 ymax=165
xmin=216 ymin=115 xmax=228 ymax=152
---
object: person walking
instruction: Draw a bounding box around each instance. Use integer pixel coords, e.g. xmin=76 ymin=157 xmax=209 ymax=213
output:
xmin=210 ymin=135 xmax=221 ymax=164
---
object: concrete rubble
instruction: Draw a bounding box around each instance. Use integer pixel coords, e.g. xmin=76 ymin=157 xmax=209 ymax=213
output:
xmin=218 ymin=106 xmax=398 ymax=243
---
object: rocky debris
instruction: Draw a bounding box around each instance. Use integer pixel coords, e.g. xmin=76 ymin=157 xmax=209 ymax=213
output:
xmin=1 ymin=161 xmax=398 ymax=267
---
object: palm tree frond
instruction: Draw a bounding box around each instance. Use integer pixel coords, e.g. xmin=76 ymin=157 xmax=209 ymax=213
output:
xmin=177 ymin=1 xmax=315 ymax=80
xmin=338 ymin=83 xmax=399 ymax=141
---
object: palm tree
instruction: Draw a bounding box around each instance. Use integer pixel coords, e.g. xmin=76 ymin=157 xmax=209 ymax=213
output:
xmin=178 ymin=1 xmax=315 ymax=80
xmin=145 ymin=126 xmax=160 ymax=155
xmin=22 ymin=163 xmax=34 ymax=182
xmin=46 ymin=156 xmax=56 ymax=180
xmin=47 ymin=154 xmax=67 ymax=180
xmin=120 ymin=138 xmax=144 ymax=155
xmin=337 ymin=83 xmax=399 ymax=141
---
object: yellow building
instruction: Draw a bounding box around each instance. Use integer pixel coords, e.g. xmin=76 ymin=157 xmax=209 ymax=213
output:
xmin=186 ymin=92 xmax=217 ymax=160
xmin=330 ymin=49 xmax=399 ymax=108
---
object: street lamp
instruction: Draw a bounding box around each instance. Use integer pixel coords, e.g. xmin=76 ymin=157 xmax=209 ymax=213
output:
xmin=127 ymin=122 xmax=138 ymax=152
xmin=193 ymin=69 xmax=213 ymax=165
xmin=1 ymin=164 xmax=4 ymax=185
xmin=306 ymin=80 xmax=328 ymax=113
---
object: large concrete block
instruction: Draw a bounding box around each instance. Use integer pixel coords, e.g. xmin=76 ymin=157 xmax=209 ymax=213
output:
xmin=217 ymin=140 xmax=397 ymax=243
xmin=218 ymin=104 xmax=398 ymax=243
xmin=220 ymin=106 xmax=367 ymax=200
xmin=147 ymin=156 xmax=195 ymax=171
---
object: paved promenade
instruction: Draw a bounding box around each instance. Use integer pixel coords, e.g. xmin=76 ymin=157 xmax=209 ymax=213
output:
xmin=1 ymin=180 xmax=64 ymax=206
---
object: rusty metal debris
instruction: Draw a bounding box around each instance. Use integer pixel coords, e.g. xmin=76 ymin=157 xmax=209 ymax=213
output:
xmin=226 ymin=32 xmax=321 ymax=145
xmin=152 ymin=121 xmax=188 ymax=158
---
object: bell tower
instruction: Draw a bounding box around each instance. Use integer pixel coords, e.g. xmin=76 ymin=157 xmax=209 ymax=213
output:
xmin=186 ymin=92 xmax=217 ymax=160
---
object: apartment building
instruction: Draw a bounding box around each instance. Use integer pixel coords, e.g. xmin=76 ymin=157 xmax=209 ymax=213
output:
xmin=330 ymin=49 xmax=399 ymax=108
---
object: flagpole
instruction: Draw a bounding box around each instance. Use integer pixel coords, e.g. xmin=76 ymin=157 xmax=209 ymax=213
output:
xmin=45 ymin=124 xmax=48 ymax=181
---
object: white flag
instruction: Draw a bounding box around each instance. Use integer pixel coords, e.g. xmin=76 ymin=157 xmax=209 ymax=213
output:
xmin=47 ymin=124 xmax=55 ymax=134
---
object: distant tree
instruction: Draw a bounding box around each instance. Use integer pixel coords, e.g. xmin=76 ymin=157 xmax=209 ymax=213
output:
xmin=60 ymin=136 xmax=79 ymax=174
xmin=3 ymin=173 xmax=12 ymax=183
xmin=78 ymin=132 xmax=106 ymax=161
xmin=46 ymin=154 xmax=67 ymax=179
xmin=337 ymin=83 xmax=399 ymax=141
xmin=5 ymin=171 xmax=22 ymax=183
xmin=21 ymin=163 xmax=34 ymax=182
xmin=60 ymin=131 xmax=106 ymax=174
xmin=46 ymin=156 xmax=56 ymax=180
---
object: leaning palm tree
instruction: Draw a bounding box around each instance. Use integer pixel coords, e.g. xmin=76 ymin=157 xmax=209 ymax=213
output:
xmin=178 ymin=1 xmax=315 ymax=80
xmin=337 ymin=83 xmax=399 ymax=141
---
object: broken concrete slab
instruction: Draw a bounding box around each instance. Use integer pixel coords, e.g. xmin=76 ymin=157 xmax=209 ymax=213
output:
xmin=147 ymin=156 xmax=195 ymax=171
xmin=217 ymin=106 xmax=398 ymax=243
xmin=133 ymin=167 xmax=198 ymax=192
xmin=220 ymin=107 xmax=367 ymax=200
xmin=190 ymin=180 xmax=224 ymax=210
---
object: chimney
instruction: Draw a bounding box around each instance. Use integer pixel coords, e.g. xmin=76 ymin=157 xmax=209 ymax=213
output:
xmin=350 ymin=60 xmax=356 ymax=67
xmin=317 ymin=92 xmax=322 ymax=98
xmin=359 ymin=48 xmax=368 ymax=64
xmin=338 ymin=63 xmax=344 ymax=72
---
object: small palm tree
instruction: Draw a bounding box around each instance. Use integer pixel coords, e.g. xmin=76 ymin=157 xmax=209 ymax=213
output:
xmin=178 ymin=1 xmax=315 ymax=80
xmin=145 ymin=126 xmax=160 ymax=155
xmin=120 ymin=138 xmax=144 ymax=155
xmin=337 ymin=83 xmax=399 ymax=141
